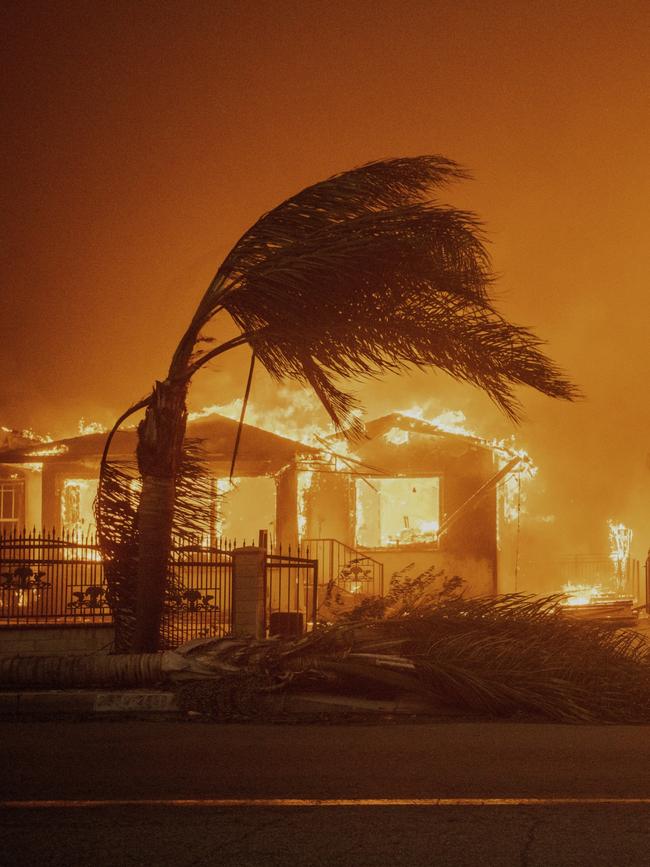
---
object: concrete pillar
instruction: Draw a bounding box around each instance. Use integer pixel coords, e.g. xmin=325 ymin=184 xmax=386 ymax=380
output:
xmin=275 ymin=464 xmax=299 ymax=550
xmin=232 ymin=546 xmax=267 ymax=638
xmin=23 ymin=466 xmax=43 ymax=530
xmin=41 ymin=466 xmax=59 ymax=531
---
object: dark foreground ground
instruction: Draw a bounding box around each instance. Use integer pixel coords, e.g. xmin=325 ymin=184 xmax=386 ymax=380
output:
xmin=3 ymin=720 xmax=650 ymax=866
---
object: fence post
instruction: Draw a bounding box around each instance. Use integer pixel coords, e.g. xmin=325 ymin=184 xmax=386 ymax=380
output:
xmin=232 ymin=546 xmax=267 ymax=638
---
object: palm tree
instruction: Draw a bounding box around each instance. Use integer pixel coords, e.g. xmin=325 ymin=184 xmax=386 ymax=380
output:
xmin=97 ymin=156 xmax=578 ymax=652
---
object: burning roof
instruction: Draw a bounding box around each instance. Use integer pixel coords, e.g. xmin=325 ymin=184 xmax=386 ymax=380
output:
xmin=0 ymin=413 xmax=320 ymax=472
xmin=348 ymin=412 xmax=532 ymax=472
xmin=0 ymin=426 xmax=51 ymax=452
xmin=0 ymin=406 xmax=532 ymax=481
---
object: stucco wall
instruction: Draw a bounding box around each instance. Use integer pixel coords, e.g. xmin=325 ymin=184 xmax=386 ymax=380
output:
xmin=0 ymin=624 xmax=114 ymax=657
xmin=362 ymin=549 xmax=496 ymax=597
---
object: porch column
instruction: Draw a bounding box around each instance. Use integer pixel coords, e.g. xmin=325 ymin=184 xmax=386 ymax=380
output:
xmin=232 ymin=545 xmax=267 ymax=638
xmin=41 ymin=465 xmax=59 ymax=532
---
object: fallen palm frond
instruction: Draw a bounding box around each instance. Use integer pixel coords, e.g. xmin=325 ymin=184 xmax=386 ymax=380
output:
xmin=176 ymin=592 xmax=650 ymax=724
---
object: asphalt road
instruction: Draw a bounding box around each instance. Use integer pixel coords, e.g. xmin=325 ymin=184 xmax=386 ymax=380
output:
xmin=3 ymin=721 xmax=650 ymax=866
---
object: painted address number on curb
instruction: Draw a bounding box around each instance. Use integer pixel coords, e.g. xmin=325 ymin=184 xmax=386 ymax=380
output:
xmin=93 ymin=693 xmax=177 ymax=712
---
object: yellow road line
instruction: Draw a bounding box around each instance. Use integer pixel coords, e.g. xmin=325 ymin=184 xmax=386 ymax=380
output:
xmin=4 ymin=797 xmax=650 ymax=808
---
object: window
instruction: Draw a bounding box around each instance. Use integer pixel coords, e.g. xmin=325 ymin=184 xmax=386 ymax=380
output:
xmin=355 ymin=477 xmax=440 ymax=548
xmin=0 ymin=479 xmax=24 ymax=532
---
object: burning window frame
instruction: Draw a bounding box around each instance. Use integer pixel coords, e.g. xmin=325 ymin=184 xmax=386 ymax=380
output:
xmin=354 ymin=474 xmax=442 ymax=550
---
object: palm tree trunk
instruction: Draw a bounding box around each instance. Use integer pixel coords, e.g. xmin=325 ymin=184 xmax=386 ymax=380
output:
xmin=133 ymin=379 xmax=188 ymax=652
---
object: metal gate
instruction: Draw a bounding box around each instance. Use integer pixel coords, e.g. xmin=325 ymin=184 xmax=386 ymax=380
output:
xmin=265 ymin=551 xmax=318 ymax=636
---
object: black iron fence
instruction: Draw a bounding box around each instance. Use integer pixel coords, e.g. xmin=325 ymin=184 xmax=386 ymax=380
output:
xmin=0 ymin=530 xmax=321 ymax=642
xmin=0 ymin=529 xmax=233 ymax=641
xmin=0 ymin=529 xmax=108 ymax=625
xmin=164 ymin=538 xmax=235 ymax=644
xmin=266 ymin=550 xmax=318 ymax=636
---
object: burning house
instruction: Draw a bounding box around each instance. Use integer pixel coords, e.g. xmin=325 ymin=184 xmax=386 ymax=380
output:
xmin=0 ymin=416 xmax=319 ymax=544
xmin=289 ymin=412 xmax=530 ymax=596
xmin=0 ymin=410 xmax=530 ymax=597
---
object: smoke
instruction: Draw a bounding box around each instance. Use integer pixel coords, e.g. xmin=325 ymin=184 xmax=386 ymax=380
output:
xmin=188 ymin=348 xmax=649 ymax=562
xmin=3 ymin=0 xmax=649 ymax=563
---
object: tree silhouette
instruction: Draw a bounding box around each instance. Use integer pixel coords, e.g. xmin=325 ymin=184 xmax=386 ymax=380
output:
xmin=97 ymin=156 xmax=578 ymax=652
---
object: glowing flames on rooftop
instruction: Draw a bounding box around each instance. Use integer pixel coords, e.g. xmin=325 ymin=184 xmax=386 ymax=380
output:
xmin=188 ymin=388 xmax=335 ymax=447
xmin=397 ymin=406 xmax=477 ymax=437
xmin=78 ymin=418 xmax=107 ymax=436
xmin=391 ymin=407 xmax=535 ymax=471
xmin=26 ymin=444 xmax=68 ymax=458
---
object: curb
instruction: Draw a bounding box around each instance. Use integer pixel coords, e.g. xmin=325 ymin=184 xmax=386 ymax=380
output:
xmin=0 ymin=690 xmax=180 ymax=719
xmin=0 ymin=689 xmax=448 ymax=721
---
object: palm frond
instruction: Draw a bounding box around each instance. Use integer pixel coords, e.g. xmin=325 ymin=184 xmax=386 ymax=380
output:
xmin=215 ymin=156 xmax=470 ymax=288
xmin=182 ymin=156 xmax=578 ymax=428
xmin=179 ymin=593 xmax=650 ymax=724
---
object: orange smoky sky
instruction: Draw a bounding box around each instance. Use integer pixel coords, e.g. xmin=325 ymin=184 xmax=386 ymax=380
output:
xmin=2 ymin=0 xmax=649 ymax=555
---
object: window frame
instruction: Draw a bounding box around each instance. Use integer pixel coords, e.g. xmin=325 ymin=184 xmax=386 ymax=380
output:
xmin=0 ymin=476 xmax=25 ymax=532
xmin=354 ymin=472 xmax=444 ymax=551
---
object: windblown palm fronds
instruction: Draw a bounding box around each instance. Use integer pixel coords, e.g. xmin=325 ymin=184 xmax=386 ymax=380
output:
xmin=177 ymin=156 xmax=578 ymax=428
xmin=177 ymin=594 xmax=650 ymax=724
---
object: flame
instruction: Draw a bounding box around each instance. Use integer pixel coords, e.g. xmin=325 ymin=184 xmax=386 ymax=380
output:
xmin=430 ymin=409 xmax=477 ymax=437
xmin=61 ymin=478 xmax=98 ymax=549
xmin=215 ymin=477 xmax=235 ymax=538
xmin=394 ymin=406 xmax=536 ymax=531
xmin=608 ymin=520 xmax=633 ymax=593
xmin=1 ymin=426 xmax=51 ymax=442
xmin=356 ymin=477 xmax=440 ymax=547
xmin=608 ymin=520 xmax=632 ymax=568
xmin=187 ymin=399 xmax=537 ymax=547
xmin=562 ymin=583 xmax=604 ymax=606
xmin=396 ymin=407 xmax=535 ymax=468
xmin=500 ymin=471 xmax=522 ymax=524
xmin=78 ymin=418 xmax=107 ymax=436
xmin=384 ymin=427 xmax=409 ymax=445
xmin=27 ymin=444 xmax=68 ymax=457
xmin=189 ymin=388 xmax=334 ymax=447
xmin=396 ymin=406 xmax=483 ymax=438
xmin=297 ymin=469 xmax=315 ymax=540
